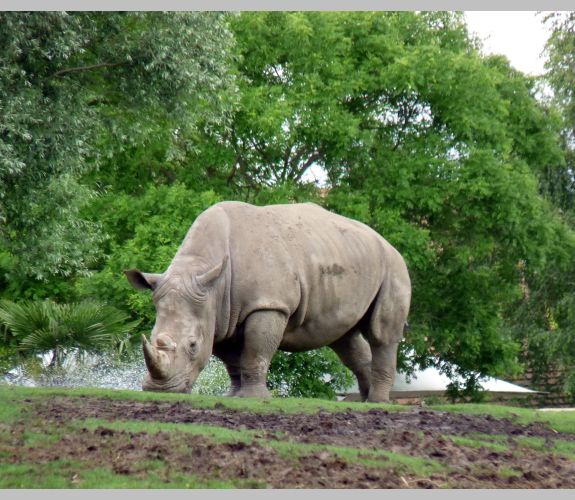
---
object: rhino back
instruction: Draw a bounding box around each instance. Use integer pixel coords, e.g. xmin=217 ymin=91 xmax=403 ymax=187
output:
xmin=217 ymin=202 xmax=394 ymax=348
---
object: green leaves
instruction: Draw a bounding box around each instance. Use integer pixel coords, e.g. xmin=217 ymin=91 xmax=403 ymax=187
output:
xmin=0 ymin=299 xmax=140 ymax=368
xmin=2 ymin=11 xmax=573 ymax=400
xmin=211 ymin=12 xmax=575 ymax=395
xmin=269 ymin=349 xmax=354 ymax=399
xmin=77 ymin=185 xmax=223 ymax=330
xmin=0 ymin=12 xmax=237 ymax=281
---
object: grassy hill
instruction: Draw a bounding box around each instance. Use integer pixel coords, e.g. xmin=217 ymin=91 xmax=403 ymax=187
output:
xmin=1 ymin=385 xmax=574 ymax=488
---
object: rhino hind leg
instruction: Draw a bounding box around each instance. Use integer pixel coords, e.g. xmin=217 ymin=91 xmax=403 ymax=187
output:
xmin=235 ymin=310 xmax=287 ymax=398
xmin=329 ymin=330 xmax=372 ymax=401
xmin=363 ymin=277 xmax=411 ymax=403
xmin=366 ymin=340 xmax=400 ymax=403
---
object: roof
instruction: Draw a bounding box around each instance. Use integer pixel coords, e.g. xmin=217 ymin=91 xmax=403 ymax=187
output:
xmin=343 ymin=366 xmax=538 ymax=396
xmin=392 ymin=367 xmax=537 ymax=394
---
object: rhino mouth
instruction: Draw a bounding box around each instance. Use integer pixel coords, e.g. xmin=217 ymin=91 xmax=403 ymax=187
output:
xmin=142 ymin=374 xmax=192 ymax=393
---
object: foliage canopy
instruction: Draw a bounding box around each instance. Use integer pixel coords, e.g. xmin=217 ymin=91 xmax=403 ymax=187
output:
xmin=1 ymin=12 xmax=574 ymax=399
xmin=0 ymin=12 xmax=236 ymax=281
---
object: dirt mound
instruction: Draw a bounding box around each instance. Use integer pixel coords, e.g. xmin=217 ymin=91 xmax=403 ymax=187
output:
xmin=5 ymin=421 xmax=410 ymax=488
xmin=12 ymin=396 xmax=575 ymax=488
xmin=33 ymin=397 xmax=572 ymax=443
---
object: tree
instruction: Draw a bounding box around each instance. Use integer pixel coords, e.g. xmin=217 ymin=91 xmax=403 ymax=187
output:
xmin=545 ymin=13 xmax=575 ymax=112
xmin=269 ymin=349 xmax=354 ymax=399
xmin=0 ymin=12 xmax=236 ymax=282
xmin=331 ymin=12 xmax=573 ymax=391
xmin=6 ymin=11 xmax=572 ymax=400
xmin=506 ymin=12 xmax=575 ymax=397
xmin=76 ymin=185 xmax=223 ymax=331
xmin=180 ymin=12 xmax=361 ymax=199
xmin=0 ymin=299 xmax=140 ymax=370
xmin=211 ymin=12 xmax=574 ymax=395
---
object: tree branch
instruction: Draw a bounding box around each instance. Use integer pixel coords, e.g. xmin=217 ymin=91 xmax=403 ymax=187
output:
xmin=248 ymin=137 xmax=284 ymax=182
xmin=50 ymin=61 xmax=126 ymax=78
xmin=293 ymin=151 xmax=322 ymax=183
xmin=287 ymin=144 xmax=309 ymax=177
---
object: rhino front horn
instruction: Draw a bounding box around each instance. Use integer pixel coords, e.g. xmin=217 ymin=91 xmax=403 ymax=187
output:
xmin=142 ymin=334 xmax=170 ymax=380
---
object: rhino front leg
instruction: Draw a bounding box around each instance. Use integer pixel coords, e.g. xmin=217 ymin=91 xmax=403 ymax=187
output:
xmin=367 ymin=340 xmax=399 ymax=403
xmin=213 ymin=343 xmax=242 ymax=396
xmin=236 ymin=310 xmax=287 ymax=398
xmin=224 ymin=365 xmax=242 ymax=396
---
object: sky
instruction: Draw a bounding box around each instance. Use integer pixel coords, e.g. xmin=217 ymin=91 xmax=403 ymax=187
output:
xmin=464 ymin=11 xmax=552 ymax=76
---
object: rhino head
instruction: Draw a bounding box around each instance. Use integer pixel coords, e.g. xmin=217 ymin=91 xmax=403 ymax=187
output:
xmin=125 ymin=257 xmax=227 ymax=393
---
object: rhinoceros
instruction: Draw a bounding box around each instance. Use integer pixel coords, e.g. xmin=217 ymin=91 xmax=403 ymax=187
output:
xmin=125 ymin=201 xmax=411 ymax=402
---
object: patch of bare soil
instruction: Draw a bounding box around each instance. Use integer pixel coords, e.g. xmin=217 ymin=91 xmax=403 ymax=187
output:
xmin=3 ymin=421 xmax=409 ymax=488
xmin=14 ymin=397 xmax=575 ymax=488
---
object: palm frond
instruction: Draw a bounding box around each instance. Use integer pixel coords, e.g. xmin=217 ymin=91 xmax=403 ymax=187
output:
xmin=0 ymin=299 xmax=141 ymax=361
xmin=0 ymin=300 xmax=51 ymax=339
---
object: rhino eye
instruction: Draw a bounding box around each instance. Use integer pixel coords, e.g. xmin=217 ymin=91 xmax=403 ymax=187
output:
xmin=188 ymin=339 xmax=198 ymax=354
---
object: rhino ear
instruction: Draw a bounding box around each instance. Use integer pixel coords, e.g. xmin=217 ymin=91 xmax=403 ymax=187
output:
xmin=196 ymin=256 xmax=228 ymax=289
xmin=124 ymin=269 xmax=162 ymax=291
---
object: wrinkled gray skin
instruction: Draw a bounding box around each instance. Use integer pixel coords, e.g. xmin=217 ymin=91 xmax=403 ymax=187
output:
xmin=125 ymin=201 xmax=411 ymax=402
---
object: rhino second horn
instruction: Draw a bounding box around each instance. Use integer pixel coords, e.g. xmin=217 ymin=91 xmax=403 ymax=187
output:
xmin=142 ymin=334 xmax=170 ymax=380
xmin=156 ymin=334 xmax=176 ymax=350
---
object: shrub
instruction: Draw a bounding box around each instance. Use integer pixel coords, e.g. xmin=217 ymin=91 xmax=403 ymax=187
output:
xmin=0 ymin=299 xmax=140 ymax=370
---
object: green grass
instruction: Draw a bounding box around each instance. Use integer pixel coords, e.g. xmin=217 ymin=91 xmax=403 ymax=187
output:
xmin=21 ymin=430 xmax=61 ymax=448
xmin=0 ymin=462 xmax=75 ymax=488
xmin=4 ymin=385 xmax=572 ymax=430
xmin=80 ymin=468 xmax=258 ymax=489
xmin=78 ymin=417 xmax=262 ymax=443
xmin=430 ymin=403 xmax=575 ymax=434
xmin=448 ymin=435 xmax=509 ymax=453
xmin=0 ymin=388 xmax=27 ymax=423
xmin=0 ymin=383 xmax=406 ymax=414
xmin=515 ymin=436 xmax=575 ymax=460
xmin=497 ymin=466 xmax=522 ymax=479
xmin=449 ymin=431 xmax=575 ymax=461
xmin=0 ymin=383 xmax=445 ymax=487
xmin=0 ymin=460 xmax=254 ymax=488
xmin=552 ymin=439 xmax=575 ymax=460
xmin=1 ymin=384 xmax=574 ymax=488
xmin=263 ymin=437 xmax=444 ymax=477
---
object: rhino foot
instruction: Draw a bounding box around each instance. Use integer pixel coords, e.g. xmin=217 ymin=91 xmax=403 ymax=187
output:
xmin=235 ymin=386 xmax=272 ymax=398
xmin=367 ymin=396 xmax=391 ymax=404
xmin=224 ymin=383 xmax=242 ymax=397
xmin=367 ymin=388 xmax=391 ymax=403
